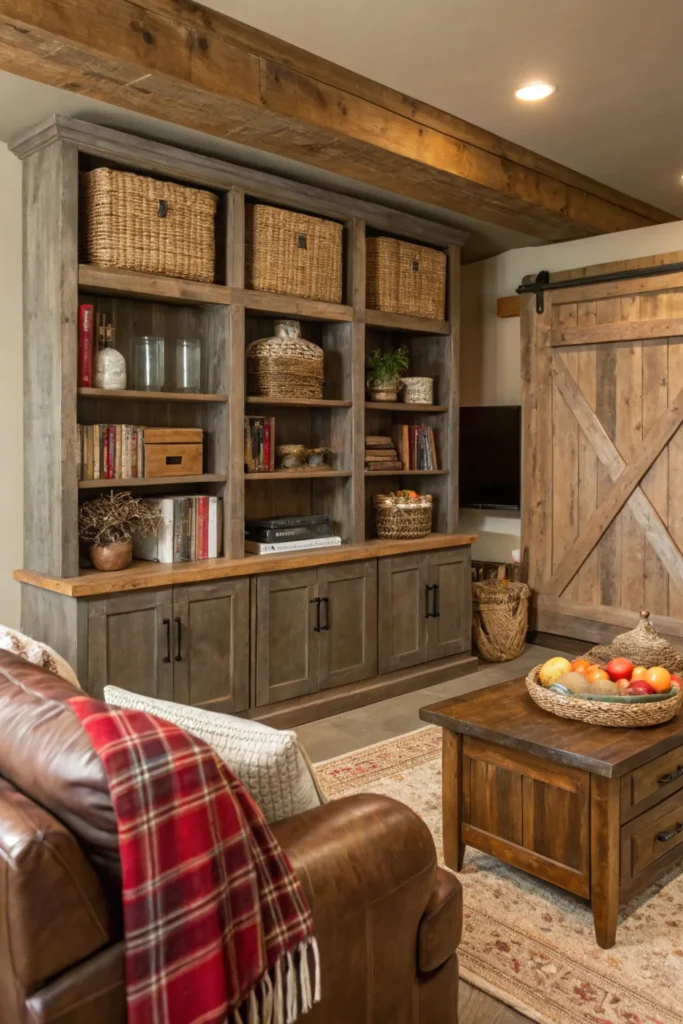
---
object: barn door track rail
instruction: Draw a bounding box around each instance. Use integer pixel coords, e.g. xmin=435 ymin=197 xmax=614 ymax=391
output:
xmin=517 ymin=261 xmax=683 ymax=313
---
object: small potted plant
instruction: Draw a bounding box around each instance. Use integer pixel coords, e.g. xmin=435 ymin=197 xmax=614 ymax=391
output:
xmin=366 ymin=345 xmax=410 ymax=402
xmin=79 ymin=491 xmax=162 ymax=571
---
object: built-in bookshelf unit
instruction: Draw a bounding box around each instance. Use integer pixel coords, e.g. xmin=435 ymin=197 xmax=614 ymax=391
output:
xmin=13 ymin=116 xmax=476 ymax=726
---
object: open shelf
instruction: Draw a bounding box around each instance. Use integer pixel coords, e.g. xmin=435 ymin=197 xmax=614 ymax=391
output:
xmin=364 ymin=308 xmax=450 ymax=335
xmin=245 ymin=470 xmax=352 ymax=481
xmin=365 ymin=401 xmax=448 ymax=413
xmin=78 ymin=474 xmax=227 ymax=489
xmin=79 ymin=387 xmax=228 ymax=403
xmin=247 ymin=396 xmax=352 ymax=409
xmin=365 ymin=469 xmax=449 ymax=477
xmin=244 ymin=289 xmax=353 ymax=322
xmin=78 ymin=264 xmax=233 ymax=306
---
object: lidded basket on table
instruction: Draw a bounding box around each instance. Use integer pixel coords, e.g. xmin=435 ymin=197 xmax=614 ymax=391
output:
xmin=246 ymin=320 xmax=324 ymax=400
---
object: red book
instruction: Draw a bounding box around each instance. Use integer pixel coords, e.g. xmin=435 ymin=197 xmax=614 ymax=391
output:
xmin=263 ymin=418 xmax=271 ymax=472
xmin=103 ymin=426 xmax=110 ymax=479
xmin=197 ymin=496 xmax=209 ymax=559
xmin=78 ymin=304 xmax=94 ymax=387
xmin=108 ymin=425 xmax=115 ymax=479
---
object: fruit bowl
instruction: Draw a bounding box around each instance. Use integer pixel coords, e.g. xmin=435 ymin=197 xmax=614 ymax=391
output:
xmin=526 ymin=664 xmax=682 ymax=728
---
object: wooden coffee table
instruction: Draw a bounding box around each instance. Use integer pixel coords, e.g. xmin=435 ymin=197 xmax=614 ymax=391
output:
xmin=420 ymin=678 xmax=683 ymax=948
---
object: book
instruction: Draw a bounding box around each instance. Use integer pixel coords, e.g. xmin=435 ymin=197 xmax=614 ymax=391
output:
xmin=366 ymin=461 xmax=403 ymax=471
xmin=244 ymin=416 xmax=276 ymax=472
xmin=245 ymin=536 xmax=342 ymax=555
xmin=245 ymin=523 xmax=335 ymax=543
xmin=391 ymin=423 xmax=438 ymax=471
xmin=197 ymin=496 xmax=208 ymax=560
xmin=133 ymin=497 xmax=175 ymax=563
xmin=208 ymin=497 xmax=219 ymax=558
xmin=134 ymin=496 xmax=222 ymax=563
xmin=365 ymin=435 xmax=393 ymax=448
xmin=78 ymin=304 xmax=94 ymax=387
xmin=246 ymin=515 xmax=329 ymax=530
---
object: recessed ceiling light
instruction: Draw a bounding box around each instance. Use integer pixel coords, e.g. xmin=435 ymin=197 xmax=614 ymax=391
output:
xmin=515 ymin=82 xmax=556 ymax=102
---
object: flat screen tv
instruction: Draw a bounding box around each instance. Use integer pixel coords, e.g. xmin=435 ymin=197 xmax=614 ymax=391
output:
xmin=459 ymin=405 xmax=521 ymax=511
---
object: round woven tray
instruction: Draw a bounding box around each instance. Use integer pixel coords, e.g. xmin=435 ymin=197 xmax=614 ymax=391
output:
xmin=526 ymin=664 xmax=682 ymax=728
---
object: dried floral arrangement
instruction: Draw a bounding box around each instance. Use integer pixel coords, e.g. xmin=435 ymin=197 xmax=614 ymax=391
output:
xmin=78 ymin=491 xmax=161 ymax=546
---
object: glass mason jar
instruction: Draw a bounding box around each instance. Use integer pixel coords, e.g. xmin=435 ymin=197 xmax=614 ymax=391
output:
xmin=175 ymin=338 xmax=201 ymax=393
xmin=133 ymin=336 xmax=165 ymax=391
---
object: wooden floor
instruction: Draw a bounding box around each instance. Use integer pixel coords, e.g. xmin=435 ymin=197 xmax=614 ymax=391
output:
xmin=297 ymin=642 xmax=573 ymax=1024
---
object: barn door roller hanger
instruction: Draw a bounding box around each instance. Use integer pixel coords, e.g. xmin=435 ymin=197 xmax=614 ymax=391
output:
xmin=517 ymin=261 xmax=683 ymax=314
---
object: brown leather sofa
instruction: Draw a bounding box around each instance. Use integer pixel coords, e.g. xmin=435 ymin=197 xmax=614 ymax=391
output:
xmin=0 ymin=650 xmax=461 ymax=1023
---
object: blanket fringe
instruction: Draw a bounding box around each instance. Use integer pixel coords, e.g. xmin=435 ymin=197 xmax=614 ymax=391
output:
xmin=233 ymin=939 xmax=321 ymax=1024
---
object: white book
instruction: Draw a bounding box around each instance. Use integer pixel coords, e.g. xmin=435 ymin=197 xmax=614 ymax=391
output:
xmin=245 ymin=536 xmax=342 ymax=555
xmin=133 ymin=497 xmax=175 ymax=563
xmin=208 ymin=497 xmax=218 ymax=558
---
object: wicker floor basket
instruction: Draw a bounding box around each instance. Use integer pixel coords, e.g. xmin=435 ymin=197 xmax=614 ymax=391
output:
xmin=246 ymin=204 xmax=343 ymax=303
xmin=83 ymin=168 xmax=218 ymax=283
xmin=526 ymin=665 xmax=682 ymax=727
xmin=472 ymin=581 xmax=530 ymax=662
xmin=366 ymin=237 xmax=447 ymax=320
xmin=374 ymin=495 xmax=432 ymax=540
xmin=246 ymin=332 xmax=324 ymax=400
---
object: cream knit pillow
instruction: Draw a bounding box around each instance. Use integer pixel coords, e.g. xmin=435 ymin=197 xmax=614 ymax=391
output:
xmin=103 ymin=686 xmax=326 ymax=823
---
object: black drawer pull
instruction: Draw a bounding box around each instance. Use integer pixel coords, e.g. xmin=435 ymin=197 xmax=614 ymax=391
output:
xmin=174 ymin=616 xmax=182 ymax=661
xmin=656 ymin=822 xmax=683 ymax=843
xmin=320 ymin=596 xmax=330 ymax=631
xmin=163 ymin=618 xmax=171 ymax=663
xmin=311 ymin=596 xmax=322 ymax=632
xmin=658 ymin=765 xmax=683 ymax=785
xmin=425 ymin=584 xmax=435 ymax=618
xmin=433 ymin=583 xmax=440 ymax=619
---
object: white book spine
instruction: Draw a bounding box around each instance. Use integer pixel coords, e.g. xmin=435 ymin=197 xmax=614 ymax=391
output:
xmin=132 ymin=497 xmax=175 ymax=562
xmin=245 ymin=536 xmax=342 ymax=555
xmin=208 ymin=497 xmax=218 ymax=558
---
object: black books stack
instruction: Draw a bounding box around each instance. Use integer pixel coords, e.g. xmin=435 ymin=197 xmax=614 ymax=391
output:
xmin=245 ymin=515 xmax=342 ymax=555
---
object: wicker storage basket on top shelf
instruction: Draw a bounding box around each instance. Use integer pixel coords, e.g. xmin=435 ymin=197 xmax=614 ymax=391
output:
xmin=246 ymin=320 xmax=324 ymax=400
xmin=82 ymin=168 xmax=218 ymax=283
xmin=373 ymin=494 xmax=432 ymax=540
xmin=366 ymin=237 xmax=447 ymax=320
xmin=245 ymin=204 xmax=343 ymax=303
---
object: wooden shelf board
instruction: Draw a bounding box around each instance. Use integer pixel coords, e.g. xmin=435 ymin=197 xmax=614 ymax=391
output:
xmin=78 ymin=387 xmax=228 ymax=403
xmin=78 ymin=474 xmax=226 ymax=489
xmin=365 ymin=309 xmax=450 ymax=335
xmin=14 ymin=534 xmax=477 ymax=598
xmin=78 ymin=264 xmax=234 ymax=305
xmin=245 ymin=470 xmax=352 ymax=481
xmin=364 ymin=469 xmax=449 ymax=476
xmin=365 ymin=401 xmax=448 ymax=412
xmin=244 ymin=289 xmax=353 ymax=322
xmin=246 ymin=396 xmax=351 ymax=408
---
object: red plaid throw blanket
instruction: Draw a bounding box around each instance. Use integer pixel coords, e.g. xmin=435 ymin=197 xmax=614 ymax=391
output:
xmin=68 ymin=695 xmax=320 ymax=1024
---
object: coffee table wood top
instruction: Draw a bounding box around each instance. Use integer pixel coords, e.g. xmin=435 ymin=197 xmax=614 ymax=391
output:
xmin=420 ymin=679 xmax=683 ymax=777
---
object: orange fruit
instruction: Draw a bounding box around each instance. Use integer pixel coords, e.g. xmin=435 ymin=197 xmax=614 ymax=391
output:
xmin=570 ymin=658 xmax=592 ymax=676
xmin=646 ymin=666 xmax=671 ymax=693
xmin=631 ymin=665 xmax=648 ymax=681
xmin=587 ymin=668 xmax=609 ymax=683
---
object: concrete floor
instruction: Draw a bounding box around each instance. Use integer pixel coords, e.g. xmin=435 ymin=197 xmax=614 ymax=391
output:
xmin=297 ymin=641 xmax=570 ymax=1024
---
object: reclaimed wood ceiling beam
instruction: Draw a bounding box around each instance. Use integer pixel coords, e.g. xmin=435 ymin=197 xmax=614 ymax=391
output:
xmin=0 ymin=0 xmax=674 ymax=241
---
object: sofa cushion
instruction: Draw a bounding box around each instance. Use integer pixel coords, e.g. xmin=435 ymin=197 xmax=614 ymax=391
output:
xmin=0 ymin=651 xmax=120 ymax=894
xmin=0 ymin=624 xmax=80 ymax=688
xmin=104 ymin=686 xmax=326 ymax=823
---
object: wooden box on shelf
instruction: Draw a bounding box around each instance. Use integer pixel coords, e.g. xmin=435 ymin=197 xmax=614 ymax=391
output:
xmin=143 ymin=427 xmax=203 ymax=478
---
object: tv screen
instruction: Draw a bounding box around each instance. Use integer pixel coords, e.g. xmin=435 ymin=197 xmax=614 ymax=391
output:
xmin=459 ymin=406 xmax=521 ymax=511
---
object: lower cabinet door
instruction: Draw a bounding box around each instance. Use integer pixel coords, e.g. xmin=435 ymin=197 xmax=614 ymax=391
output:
xmin=254 ymin=569 xmax=319 ymax=706
xmin=317 ymin=560 xmax=377 ymax=690
xmin=378 ymin=554 xmax=430 ymax=673
xmin=87 ymin=589 xmax=174 ymax=700
xmin=427 ymin=547 xmax=471 ymax=661
xmin=172 ymin=579 xmax=250 ymax=714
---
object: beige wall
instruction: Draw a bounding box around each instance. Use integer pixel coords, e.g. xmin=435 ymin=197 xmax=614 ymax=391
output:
xmin=0 ymin=143 xmax=22 ymax=627
xmin=460 ymin=218 xmax=683 ymax=561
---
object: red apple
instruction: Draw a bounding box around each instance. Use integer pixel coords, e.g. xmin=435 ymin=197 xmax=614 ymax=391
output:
xmin=671 ymin=675 xmax=682 ymax=690
xmin=627 ymin=680 xmax=655 ymax=695
xmin=605 ymin=657 xmax=634 ymax=682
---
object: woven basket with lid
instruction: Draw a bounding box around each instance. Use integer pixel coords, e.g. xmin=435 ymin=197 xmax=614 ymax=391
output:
xmin=586 ymin=610 xmax=683 ymax=675
xmin=246 ymin=320 xmax=324 ymax=400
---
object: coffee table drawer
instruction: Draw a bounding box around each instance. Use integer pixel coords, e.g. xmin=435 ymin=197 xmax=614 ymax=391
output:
xmin=621 ymin=786 xmax=683 ymax=886
xmin=621 ymin=745 xmax=683 ymax=820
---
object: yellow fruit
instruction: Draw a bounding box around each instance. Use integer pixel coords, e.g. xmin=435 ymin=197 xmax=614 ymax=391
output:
xmin=539 ymin=657 xmax=572 ymax=686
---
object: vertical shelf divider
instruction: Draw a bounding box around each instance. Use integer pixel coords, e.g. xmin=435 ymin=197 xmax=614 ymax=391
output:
xmin=447 ymin=244 xmax=461 ymax=531
xmin=349 ymin=218 xmax=367 ymax=543
xmin=226 ymin=187 xmax=246 ymax=558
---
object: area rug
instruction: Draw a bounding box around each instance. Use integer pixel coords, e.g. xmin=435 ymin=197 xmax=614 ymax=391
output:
xmin=315 ymin=726 xmax=683 ymax=1024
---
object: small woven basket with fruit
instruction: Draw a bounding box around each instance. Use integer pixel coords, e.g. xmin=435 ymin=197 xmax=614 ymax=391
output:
xmin=526 ymin=611 xmax=683 ymax=728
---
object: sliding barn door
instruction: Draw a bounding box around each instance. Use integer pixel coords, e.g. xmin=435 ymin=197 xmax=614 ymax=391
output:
xmin=522 ymin=259 xmax=683 ymax=644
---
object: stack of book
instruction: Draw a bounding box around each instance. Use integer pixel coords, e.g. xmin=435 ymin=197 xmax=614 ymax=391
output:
xmin=245 ymin=515 xmax=342 ymax=555
xmin=365 ymin=435 xmax=402 ymax=472
xmin=393 ymin=425 xmax=439 ymax=471
xmin=78 ymin=424 xmax=145 ymax=480
xmin=245 ymin=416 xmax=275 ymax=473
xmin=133 ymin=496 xmax=223 ymax=563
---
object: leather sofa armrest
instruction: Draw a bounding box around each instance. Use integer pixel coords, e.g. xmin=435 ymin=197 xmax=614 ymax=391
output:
xmin=418 ymin=868 xmax=463 ymax=973
xmin=271 ymin=793 xmax=436 ymax=922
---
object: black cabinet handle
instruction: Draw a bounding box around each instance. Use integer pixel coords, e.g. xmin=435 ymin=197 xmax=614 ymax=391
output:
xmin=163 ymin=618 xmax=171 ymax=663
xmin=174 ymin=616 xmax=182 ymax=661
xmin=658 ymin=765 xmax=683 ymax=785
xmin=433 ymin=584 xmax=440 ymax=618
xmin=311 ymin=596 xmax=322 ymax=632
xmin=425 ymin=584 xmax=435 ymax=618
xmin=656 ymin=821 xmax=683 ymax=843
xmin=321 ymin=597 xmax=330 ymax=631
